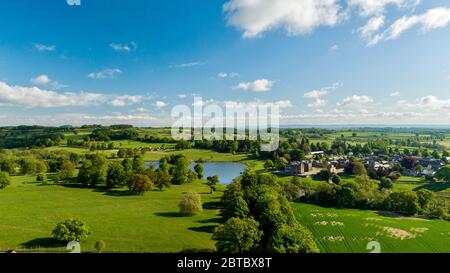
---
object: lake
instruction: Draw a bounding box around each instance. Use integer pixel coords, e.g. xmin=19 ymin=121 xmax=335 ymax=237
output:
xmin=145 ymin=161 xmax=246 ymax=185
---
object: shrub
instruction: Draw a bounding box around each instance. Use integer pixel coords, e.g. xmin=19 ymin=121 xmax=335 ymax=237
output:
xmin=314 ymin=183 xmax=338 ymax=205
xmin=416 ymin=189 xmax=435 ymax=211
xmin=0 ymin=171 xmax=12 ymax=189
xmin=52 ymin=219 xmax=91 ymax=242
xmin=207 ymin=175 xmax=219 ymax=193
xmin=213 ymin=217 xmax=262 ymax=253
xmin=267 ymin=223 xmax=319 ymax=253
xmin=179 ymin=192 xmax=203 ymax=216
xmin=352 ymin=162 xmax=367 ymax=176
xmin=128 ymin=174 xmax=154 ymax=195
xmin=36 ymin=173 xmax=47 ymax=184
xmin=106 ymin=160 xmax=126 ymax=188
xmin=58 ymin=160 xmax=76 ymax=181
xmin=384 ymin=191 xmax=420 ymax=216
xmin=337 ymin=187 xmax=356 ymax=208
xmin=331 ymin=174 xmax=342 ymax=184
xmin=379 ymin=177 xmax=394 ymax=190
xmin=95 ymin=240 xmax=106 ymax=253
xmin=283 ymin=181 xmax=301 ymax=201
xmin=318 ymin=169 xmax=331 ymax=181
xmin=194 ymin=163 xmax=204 ymax=179
xmin=426 ymin=207 xmax=447 ymax=220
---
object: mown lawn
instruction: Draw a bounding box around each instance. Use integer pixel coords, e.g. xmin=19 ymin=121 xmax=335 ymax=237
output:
xmin=293 ymin=203 xmax=450 ymax=253
xmin=0 ymin=175 xmax=224 ymax=253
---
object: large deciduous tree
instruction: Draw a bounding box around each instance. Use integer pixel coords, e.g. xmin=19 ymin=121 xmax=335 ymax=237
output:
xmin=213 ymin=217 xmax=263 ymax=253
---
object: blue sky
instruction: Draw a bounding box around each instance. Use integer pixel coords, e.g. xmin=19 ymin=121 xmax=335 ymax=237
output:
xmin=1 ymin=0 xmax=450 ymax=126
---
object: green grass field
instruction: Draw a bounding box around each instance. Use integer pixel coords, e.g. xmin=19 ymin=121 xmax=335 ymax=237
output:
xmin=0 ymin=175 xmax=223 ymax=253
xmin=293 ymin=202 xmax=450 ymax=253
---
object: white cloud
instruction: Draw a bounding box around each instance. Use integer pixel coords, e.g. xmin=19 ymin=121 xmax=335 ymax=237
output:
xmin=88 ymin=68 xmax=122 ymax=79
xmin=304 ymin=83 xmax=341 ymax=99
xmin=390 ymin=91 xmax=401 ymax=97
xmin=30 ymin=75 xmax=67 ymax=90
xmin=348 ymin=0 xmax=418 ymax=16
xmin=273 ymin=100 xmax=293 ymax=108
xmin=398 ymin=96 xmax=450 ymax=110
xmin=31 ymin=75 xmax=51 ymax=85
xmin=218 ymin=72 xmax=240 ymax=78
xmin=61 ymin=113 xmax=156 ymax=125
xmin=0 ymin=81 xmax=106 ymax=108
xmin=329 ymin=44 xmax=339 ymax=51
xmin=0 ymin=81 xmax=153 ymax=109
xmin=110 ymin=41 xmax=138 ymax=52
xmin=308 ymin=99 xmax=327 ymax=108
xmin=66 ymin=0 xmax=81 ymax=6
xmin=133 ymin=107 xmax=149 ymax=113
xmin=170 ymin=62 xmax=206 ymax=68
xmin=34 ymin=44 xmax=56 ymax=52
xmin=177 ymin=94 xmax=187 ymax=99
xmin=337 ymin=95 xmax=373 ymax=107
xmin=235 ymin=79 xmax=274 ymax=92
xmin=110 ymin=95 xmax=143 ymax=107
xmin=357 ymin=16 xmax=385 ymax=38
xmin=280 ymin=110 xmax=440 ymax=125
xmin=304 ymin=82 xmax=341 ymax=108
xmin=367 ymin=7 xmax=450 ymax=46
xmin=304 ymin=90 xmax=328 ymax=99
xmin=224 ymin=99 xmax=293 ymax=109
xmin=155 ymin=101 xmax=167 ymax=109
xmin=223 ymin=0 xmax=343 ymax=38
xmin=222 ymin=1 xmax=448 ymax=47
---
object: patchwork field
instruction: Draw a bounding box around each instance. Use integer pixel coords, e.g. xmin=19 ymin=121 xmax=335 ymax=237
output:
xmin=0 ymin=175 xmax=224 ymax=253
xmin=293 ymin=203 xmax=450 ymax=253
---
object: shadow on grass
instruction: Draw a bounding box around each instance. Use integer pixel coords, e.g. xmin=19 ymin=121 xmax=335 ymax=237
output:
xmin=94 ymin=187 xmax=135 ymax=197
xmin=183 ymin=191 xmax=212 ymax=195
xmin=203 ymin=201 xmax=222 ymax=210
xmin=154 ymin=212 xmax=183 ymax=218
xmin=188 ymin=225 xmax=218 ymax=234
xmin=180 ymin=248 xmax=216 ymax=253
xmin=415 ymin=182 xmax=450 ymax=192
xmin=103 ymin=190 xmax=135 ymax=197
xmin=51 ymin=182 xmax=85 ymax=189
xmin=20 ymin=238 xmax=65 ymax=249
xmin=375 ymin=210 xmax=416 ymax=218
xmin=196 ymin=217 xmax=223 ymax=224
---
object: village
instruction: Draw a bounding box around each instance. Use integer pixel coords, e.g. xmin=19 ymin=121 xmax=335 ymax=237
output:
xmin=280 ymin=150 xmax=450 ymax=180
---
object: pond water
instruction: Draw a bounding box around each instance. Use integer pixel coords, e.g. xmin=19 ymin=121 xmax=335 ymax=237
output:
xmin=145 ymin=161 xmax=246 ymax=185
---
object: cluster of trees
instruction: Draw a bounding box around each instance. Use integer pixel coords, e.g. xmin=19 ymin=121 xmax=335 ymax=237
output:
xmin=77 ymin=154 xmax=203 ymax=195
xmin=0 ymin=149 xmax=80 ymax=185
xmin=140 ymin=135 xmax=176 ymax=144
xmin=286 ymin=174 xmax=448 ymax=219
xmin=67 ymin=139 xmax=118 ymax=151
xmin=117 ymin=148 xmax=142 ymax=158
xmin=0 ymin=126 xmax=68 ymax=148
xmin=157 ymin=155 xmax=200 ymax=185
xmin=194 ymin=139 xmax=261 ymax=155
xmin=213 ymin=170 xmax=319 ymax=253
xmin=89 ymin=128 xmax=139 ymax=141
xmin=77 ymin=154 xmax=157 ymax=194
